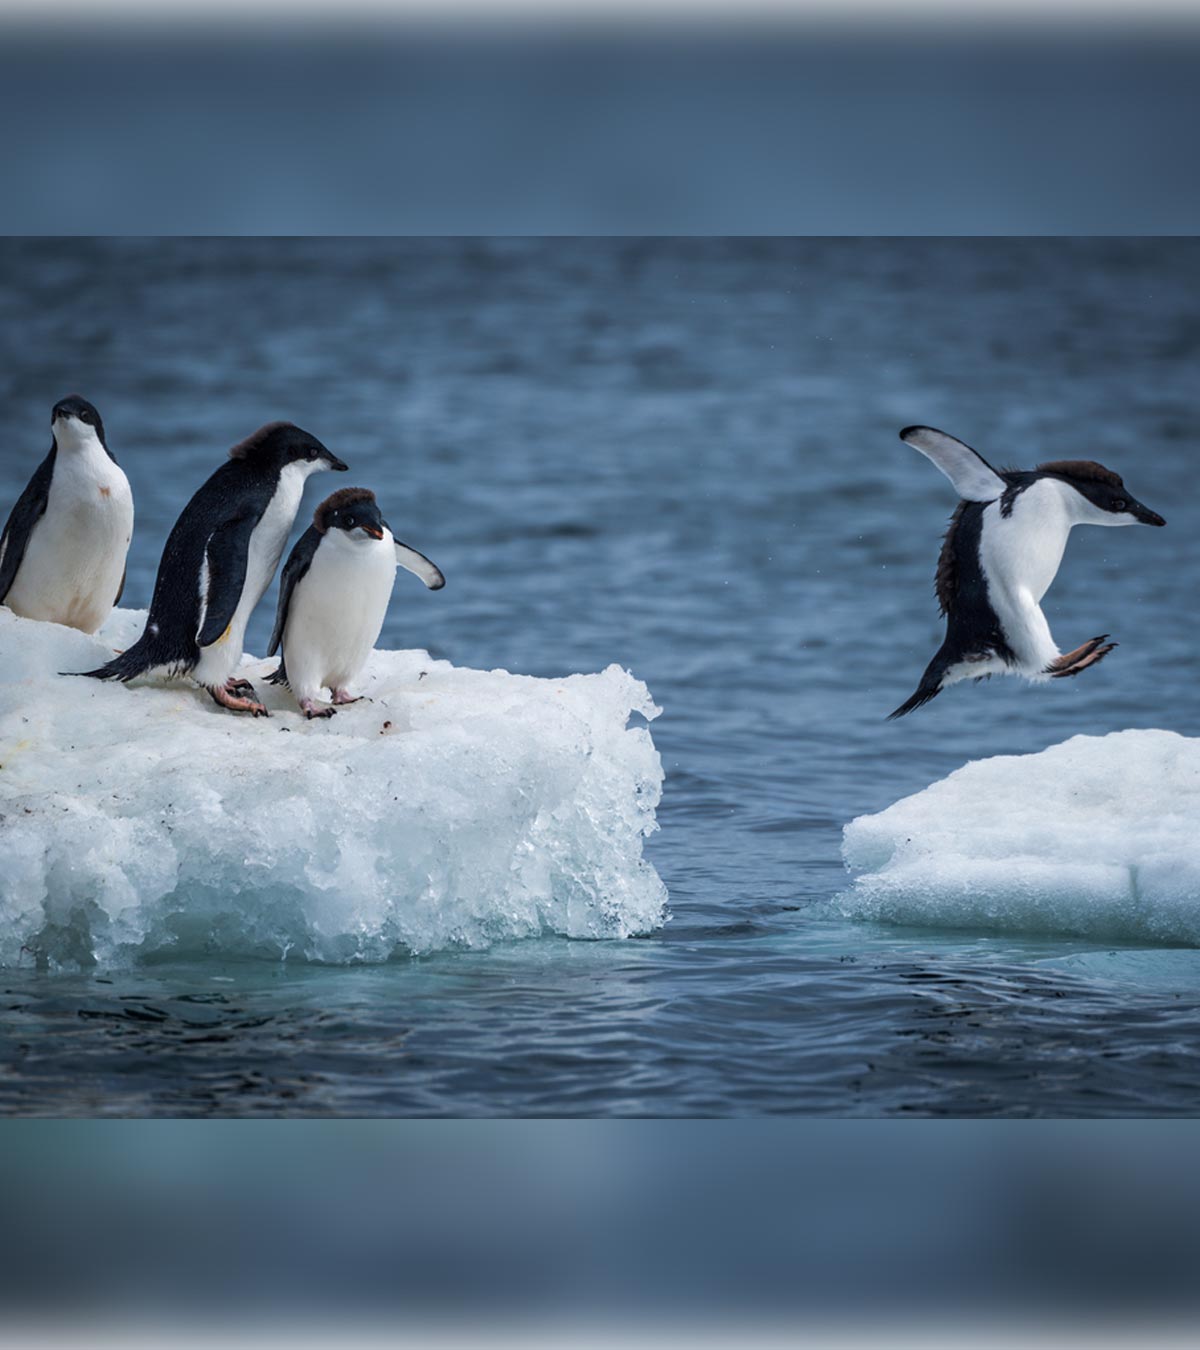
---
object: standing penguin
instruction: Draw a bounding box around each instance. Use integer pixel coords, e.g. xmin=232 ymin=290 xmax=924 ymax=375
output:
xmin=890 ymin=425 xmax=1166 ymax=719
xmin=76 ymin=422 xmax=347 ymax=715
xmin=0 ymin=395 xmax=133 ymax=634
xmin=266 ymin=487 xmax=445 ymax=719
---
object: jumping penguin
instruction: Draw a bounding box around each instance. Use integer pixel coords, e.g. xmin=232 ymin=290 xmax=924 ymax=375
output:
xmin=890 ymin=425 xmax=1166 ymax=719
xmin=76 ymin=422 xmax=347 ymax=715
xmin=0 ymin=395 xmax=133 ymax=634
xmin=266 ymin=487 xmax=445 ymax=719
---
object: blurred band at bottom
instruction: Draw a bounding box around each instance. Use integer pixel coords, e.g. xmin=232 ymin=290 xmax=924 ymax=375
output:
xmin=1 ymin=1121 xmax=1198 ymax=1330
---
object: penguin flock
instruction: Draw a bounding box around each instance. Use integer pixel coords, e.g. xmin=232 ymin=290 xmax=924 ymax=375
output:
xmin=0 ymin=398 xmax=444 ymax=719
xmin=0 ymin=397 xmax=1168 ymax=723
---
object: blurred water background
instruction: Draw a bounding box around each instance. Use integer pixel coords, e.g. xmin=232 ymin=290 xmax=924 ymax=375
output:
xmin=6 ymin=1117 xmax=1200 ymax=1330
xmin=2 ymin=236 xmax=1199 ymax=1116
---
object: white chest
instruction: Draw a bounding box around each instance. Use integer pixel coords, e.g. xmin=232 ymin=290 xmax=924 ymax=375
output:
xmin=979 ymin=479 xmax=1073 ymax=603
xmin=284 ymin=529 xmax=396 ymax=690
xmin=6 ymin=439 xmax=134 ymax=633
xmin=46 ymin=439 xmax=132 ymax=532
xmin=243 ymin=464 xmax=309 ymax=610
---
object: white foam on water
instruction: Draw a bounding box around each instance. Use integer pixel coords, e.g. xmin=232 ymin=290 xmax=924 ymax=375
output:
xmin=839 ymin=730 xmax=1200 ymax=946
xmin=0 ymin=608 xmax=666 ymax=968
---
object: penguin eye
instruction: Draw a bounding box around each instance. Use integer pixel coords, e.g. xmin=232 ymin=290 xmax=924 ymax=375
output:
xmin=1112 ymin=498 xmax=1128 ymax=511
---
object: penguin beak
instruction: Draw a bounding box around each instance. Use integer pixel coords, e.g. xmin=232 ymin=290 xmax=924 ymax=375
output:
xmin=1131 ymin=501 xmax=1166 ymax=527
xmin=362 ymin=524 xmax=385 ymax=540
xmin=324 ymin=452 xmax=349 ymax=472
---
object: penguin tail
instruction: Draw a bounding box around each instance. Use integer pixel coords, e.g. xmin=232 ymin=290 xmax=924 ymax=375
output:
xmin=65 ymin=628 xmax=173 ymax=683
xmin=887 ymin=682 xmax=943 ymax=720
xmin=887 ymin=648 xmax=950 ymax=720
xmin=265 ymin=661 xmax=290 ymax=689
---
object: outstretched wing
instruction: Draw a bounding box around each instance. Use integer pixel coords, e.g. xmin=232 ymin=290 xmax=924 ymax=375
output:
xmin=387 ymin=525 xmax=445 ymax=590
xmin=267 ymin=525 xmax=321 ymax=657
xmin=900 ymin=426 xmax=1006 ymax=502
xmin=0 ymin=450 xmax=55 ymax=604
xmin=196 ymin=508 xmax=261 ymax=648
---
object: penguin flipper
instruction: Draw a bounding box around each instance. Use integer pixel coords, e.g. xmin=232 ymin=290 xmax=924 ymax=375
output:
xmin=196 ymin=510 xmax=260 ymax=648
xmin=0 ymin=450 xmax=55 ymax=604
xmin=900 ymin=427 xmax=1006 ymax=503
xmin=388 ymin=526 xmax=445 ymax=590
xmin=268 ymin=526 xmax=321 ymax=657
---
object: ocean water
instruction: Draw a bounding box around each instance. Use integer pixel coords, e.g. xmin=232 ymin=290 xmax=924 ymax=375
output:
xmin=2 ymin=236 xmax=1199 ymax=1116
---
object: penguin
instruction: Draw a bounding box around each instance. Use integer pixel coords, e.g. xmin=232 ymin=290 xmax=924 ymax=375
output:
xmin=0 ymin=395 xmax=133 ymax=634
xmin=75 ymin=422 xmax=347 ymax=716
xmin=889 ymin=425 xmax=1166 ymax=719
xmin=265 ymin=487 xmax=444 ymax=719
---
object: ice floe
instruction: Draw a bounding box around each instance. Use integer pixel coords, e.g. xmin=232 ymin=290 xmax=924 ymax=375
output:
xmin=0 ymin=608 xmax=666 ymax=967
xmin=840 ymin=730 xmax=1200 ymax=946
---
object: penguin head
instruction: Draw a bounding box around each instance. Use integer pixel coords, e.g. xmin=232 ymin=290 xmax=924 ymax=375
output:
xmin=51 ymin=394 xmax=106 ymax=451
xmin=314 ymin=487 xmax=386 ymax=543
xmin=228 ymin=422 xmax=349 ymax=475
xmin=1038 ymin=460 xmax=1166 ymax=528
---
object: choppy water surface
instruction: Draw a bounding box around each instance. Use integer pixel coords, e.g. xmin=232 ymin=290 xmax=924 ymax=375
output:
xmin=2 ymin=237 xmax=1199 ymax=1115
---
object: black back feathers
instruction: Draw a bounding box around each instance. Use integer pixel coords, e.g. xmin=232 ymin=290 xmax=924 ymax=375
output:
xmin=0 ymin=451 xmax=55 ymax=604
xmin=268 ymin=526 xmax=322 ymax=658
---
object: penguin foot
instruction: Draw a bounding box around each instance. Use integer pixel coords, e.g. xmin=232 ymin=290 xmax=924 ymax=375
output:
xmin=208 ymin=683 xmax=270 ymax=716
xmin=300 ymin=698 xmax=336 ymax=720
xmin=225 ymin=677 xmax=257 ymax=699
xmin=331 ymin=689 xmax=366 ymax=706
xmin=1046 ymin=636 xmax=1117 ymax=678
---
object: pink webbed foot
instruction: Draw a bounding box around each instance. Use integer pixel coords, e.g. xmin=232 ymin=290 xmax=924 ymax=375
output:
xmin=208 ymin=682 xmax=269 ymax=716
xmin=1046 ymin=635 xmax=1117 ymax=679
xmin=331 ymin=688 xmax=366 ymax=706
xmin=299 ymin=697 xmax=336 ymax=720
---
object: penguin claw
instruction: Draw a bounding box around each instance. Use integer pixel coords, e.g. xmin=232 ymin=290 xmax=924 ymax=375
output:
xmin=1046 ymin=636 xmax=1117 ymax=678
xmin=304 ymin=706 xmax=336 ymax=720
xmin=208 ymin=684 xmax=270 ymax=716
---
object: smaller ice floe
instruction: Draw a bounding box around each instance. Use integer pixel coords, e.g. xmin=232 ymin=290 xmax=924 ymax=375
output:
xmin=840 ymin=731 xmax=1200 ymax=946
xmin=0 ymin=608 xmax=666 ymax=967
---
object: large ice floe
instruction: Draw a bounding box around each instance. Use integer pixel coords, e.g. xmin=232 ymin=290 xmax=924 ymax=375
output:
xmin=0 ymin=608 xmax=666 ymax=967
xmin=840 ymin=731 xmax=1200 ymax=946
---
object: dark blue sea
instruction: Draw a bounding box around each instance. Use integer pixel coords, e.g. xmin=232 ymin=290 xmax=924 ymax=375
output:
xmin=2 ymin=237 xmax=1199 ymax=1116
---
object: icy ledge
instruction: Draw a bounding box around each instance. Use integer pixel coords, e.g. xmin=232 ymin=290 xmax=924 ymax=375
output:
xmin=0 ymin=608 xmax=666 ymax=967
xmin=840 ymin=730 xmax=1200 ymax=946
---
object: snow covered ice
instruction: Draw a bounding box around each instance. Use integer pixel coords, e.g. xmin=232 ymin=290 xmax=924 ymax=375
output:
xmin=0 ymin=608 xmax=666 ymax=967
xmin=840 ymin=730 xmax=1200 ymax=946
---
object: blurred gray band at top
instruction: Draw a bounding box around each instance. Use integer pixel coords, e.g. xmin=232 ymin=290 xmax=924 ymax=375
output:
xmin=0 ymin=20 xmax=1198 ymax=235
